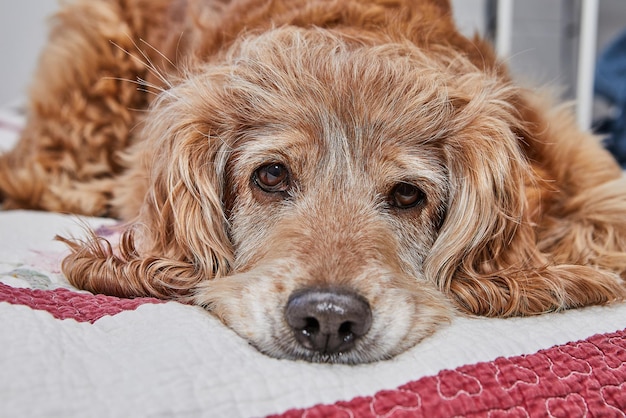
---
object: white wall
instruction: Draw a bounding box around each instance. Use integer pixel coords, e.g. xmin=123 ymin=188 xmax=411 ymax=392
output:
xmin=451 ymin=0 xmax=488 ymax=36
xmin=0 ymin=1 xmax=58 ymax=106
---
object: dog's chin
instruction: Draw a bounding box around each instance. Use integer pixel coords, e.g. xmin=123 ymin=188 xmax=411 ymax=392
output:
xmin=262 ymin=325 xmax=433 ymax=364
xmin=259 ymin=337 xmax=394 ymax=364
xmin=193 ymin=267 xmax=453 ymax=364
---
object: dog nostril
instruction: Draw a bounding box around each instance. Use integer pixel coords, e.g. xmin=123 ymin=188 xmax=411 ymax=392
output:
xmin=285 ymin=289 xmax=372 ymax=354
xmin=338 ymin=321 xmax=355 ymax=342
xmin=302 ymin=317 xmax=320 ymax=336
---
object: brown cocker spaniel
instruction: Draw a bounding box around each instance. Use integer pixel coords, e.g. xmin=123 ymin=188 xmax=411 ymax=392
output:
xmin=1 ymin=0 xmax=625 ymax=363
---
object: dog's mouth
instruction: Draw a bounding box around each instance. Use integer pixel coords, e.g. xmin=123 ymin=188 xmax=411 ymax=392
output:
xmin=285 ymin=348 xmax=380 ymax=364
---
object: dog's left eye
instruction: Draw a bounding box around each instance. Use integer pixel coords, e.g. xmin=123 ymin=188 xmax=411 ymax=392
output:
xmin=254 ymin=163 xmax=290 ymax=193
xmin=390 ymin=182 xmax=426 ymax=209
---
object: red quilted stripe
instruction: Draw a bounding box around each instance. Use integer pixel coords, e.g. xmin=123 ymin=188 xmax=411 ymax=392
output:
xmin=273 ymin=329 xmax=626 ymax=417
xmin=0 ymin=282 xmax=163 ymax=323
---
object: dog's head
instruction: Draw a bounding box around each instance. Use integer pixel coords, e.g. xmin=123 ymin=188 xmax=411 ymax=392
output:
xmin=87 ymin=28 xmax=533 ymax=363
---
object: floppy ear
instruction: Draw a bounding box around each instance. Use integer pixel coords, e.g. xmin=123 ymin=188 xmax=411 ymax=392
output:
xmin=60 ymin=81 xmax=234 ymax=300
xmin=424 ymin=91 xmax=625 ymax=317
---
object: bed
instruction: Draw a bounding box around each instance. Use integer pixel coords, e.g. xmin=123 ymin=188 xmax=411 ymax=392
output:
xmin=1 ymin=107 xmax=626 ymax=417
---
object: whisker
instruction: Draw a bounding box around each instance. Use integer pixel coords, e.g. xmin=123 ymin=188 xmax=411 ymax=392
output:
xmin=128 ymin=39 xmax=173 ymax=89
xmin=109 ymin=37 xmax=173 ymax=90
xmin=101 ymin=76 xmax=174 ymax=100
xmin=102 ymin=75 xmax=162 ymax=91
xmin=140 ymin=37 xmax=177 ymax=71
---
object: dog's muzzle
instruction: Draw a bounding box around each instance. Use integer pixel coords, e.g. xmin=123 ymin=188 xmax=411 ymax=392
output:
xmin=285 ymin=288 xmax=372 ymax=354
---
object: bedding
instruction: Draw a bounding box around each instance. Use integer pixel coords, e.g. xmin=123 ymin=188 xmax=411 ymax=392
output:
xmin=1 ymin=108 xmax=626 ymax=417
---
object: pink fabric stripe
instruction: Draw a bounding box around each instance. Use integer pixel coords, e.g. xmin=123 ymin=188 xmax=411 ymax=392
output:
xmin=0 ymin=282 xmax=163 ymax=323
xmin=273 ymin=328 xmax=626 ymax=417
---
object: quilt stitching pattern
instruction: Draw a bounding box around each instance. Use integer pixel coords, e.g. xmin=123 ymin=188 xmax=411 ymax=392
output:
xmin=274 ymin=329 xmax=626 ymax=417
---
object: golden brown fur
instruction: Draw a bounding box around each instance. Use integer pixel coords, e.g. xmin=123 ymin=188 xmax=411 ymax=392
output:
xmin=1 ymin=0 xmax=626 ymax=363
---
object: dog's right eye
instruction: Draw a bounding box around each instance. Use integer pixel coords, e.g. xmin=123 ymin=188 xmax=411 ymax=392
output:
xmin=254 ymin=163 xmax=290 ymax=193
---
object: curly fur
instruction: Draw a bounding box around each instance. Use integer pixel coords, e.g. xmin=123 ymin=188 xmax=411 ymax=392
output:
xmin=2 ymin=0 xmax=626 ymax=363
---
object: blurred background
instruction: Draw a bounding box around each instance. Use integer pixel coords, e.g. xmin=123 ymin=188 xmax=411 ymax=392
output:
xmin=0 ymin=1 xmax=625 ymax=132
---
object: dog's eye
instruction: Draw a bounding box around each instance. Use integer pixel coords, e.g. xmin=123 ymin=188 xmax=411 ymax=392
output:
xmin=390 ymin=182 xmax=426 ymax=209
xmin=254 ymin=163 xmax=290 ymax=192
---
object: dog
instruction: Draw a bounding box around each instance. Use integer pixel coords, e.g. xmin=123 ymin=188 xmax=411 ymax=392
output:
xmin=1 ymin=0 xmax=626 ymax=364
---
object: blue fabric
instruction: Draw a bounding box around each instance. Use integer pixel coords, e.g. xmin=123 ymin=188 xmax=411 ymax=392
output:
xmin=595 ymin=29 xmax=626 ymax=166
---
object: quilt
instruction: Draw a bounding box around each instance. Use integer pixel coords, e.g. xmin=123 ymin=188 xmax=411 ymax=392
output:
xmin=1 ymin=108 xmax=626 ymax=417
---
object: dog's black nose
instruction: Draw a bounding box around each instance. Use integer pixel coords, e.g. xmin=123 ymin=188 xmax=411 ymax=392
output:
xmin=285 ymin=289 xmax=372 ymax=354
